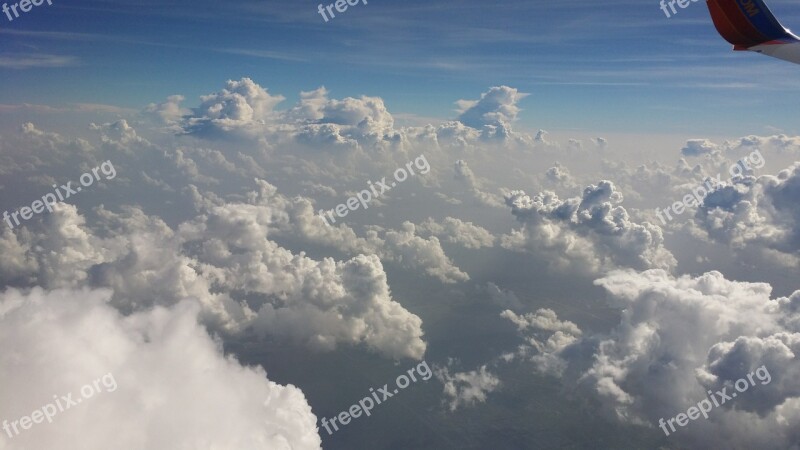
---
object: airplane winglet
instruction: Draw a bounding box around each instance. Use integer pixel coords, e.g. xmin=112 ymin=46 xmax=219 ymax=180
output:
xmin=707 ymin=0 xmax=800 ymax=64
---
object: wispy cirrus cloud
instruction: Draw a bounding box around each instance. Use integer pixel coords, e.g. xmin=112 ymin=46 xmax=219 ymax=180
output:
xmin=218 ymin=48 xmax=308 ymax=62
xmin=0 ymin=103 xmax=137 ymax=114
xmin=0 ymin=54 xmax=78 ymax=69
xmin=0 ymin=29 xmax=98 ymax=41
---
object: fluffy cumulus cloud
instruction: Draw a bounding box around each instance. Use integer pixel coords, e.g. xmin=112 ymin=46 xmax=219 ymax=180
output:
xmin=0 ymin=122 xmax=93 ymax=178
xmin=166 ymin=79 xmax=540 ymax=154
xmin=692 ymin=164 xmax=800 ymax=266
xmin=454 ymin=159 xmax=505 ymax=208
xmin=8 ymin=75 xmax=800 ymax=448
xmin=681 ymin=139 xmax=719 ymax=157
xmin=456 ymin=86 xmax=526 ymax=129
xmin=501 ymin=181 xmax=676 ymax=274
xmin=183 ymin=77 xmax=285 ymax=137
xmin=558 ymin=136 xmax=779 ymax=219
xmin=0 ymin=287 xmax=320 ymax=450
xmin=1 ymin=187 xmax=427 ymax=360
xmin=164 ymin=81 xmax=537 ymax=154
xmin=501 ymin=308 xmax=581 ymax=336
xmin=177 ymin=79 xmax=405 ymax=151
xmin=453 ymin=86 xmax=531 ymax=144
xmin=691 ymin=134 xmax=800 ymax=158
xmin=180 ymin=201 xmax=427 ymax=358
xmin=506 ymin=269 xmax=800 ymax=448
xmin=287 ymin=87 xmax=405 ymax=151
xmin=377 ymin=222 xmax=470 ymax=284
xmin=698 ymin=334 xmax=800 ymax=416
xmin=593 ymin=137 xmax=608 ymax=150
xmin=500 ymin=308 xmax=582 ymax=376
xmin=143 ymin=94 xmax=189 ymax=126
xmin=544 ymin=162 xmax=578 ymax=191
xmin=434 ymin=361 xmax=501 ymax=411
xmin=417 ymin=217 xmax=495 ymax=249
xmin=224 ymin=182 xmax=468 ymax=286
xmin=0 ymin=226 xmax=37 ymax=284
xmin=588 ymin=270 xmax=800 ymax=447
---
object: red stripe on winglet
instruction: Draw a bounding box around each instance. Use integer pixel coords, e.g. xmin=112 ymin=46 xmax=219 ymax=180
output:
xmin=707 ymin=0 xmax=769 ymax=47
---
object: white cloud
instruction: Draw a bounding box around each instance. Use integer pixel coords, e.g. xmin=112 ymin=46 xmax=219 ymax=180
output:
xmin=434 ymin=361 xmax=501 ymax=411
xmin=142 ymin=95 xmax=189 ymax=127
xmin=456 ymin=86 xmax=527 ymax=129
xmin=0 ymin=54 xmax=78 ymax=69
xmin=10 ymin=80 xmax=800 ymax=448
xmin=500 ymin=308 xmax=582 ymax=376
xmin=574 ymin=270 xmax=800 ymax=447
xmin=499 ymin=269 xmax=800 ymax=447
xmin=681 ymin=139 xmax=719 ymax=157
xmin=691 ymin=163 xmax=800 ymax=266
xmin=0 ymin=287 xmax=320 ymax=450
xmin=183 ymin=78 xmax=285 ymax=138
xmin=417 ymin=217 xmax=495 ymax=249
xmin=501 ymin=181 xmax=676 ymax=274
xmin=501 ymin=308 xmax=581 ymax=335
xmin=377 ymin=222 xmax=470 ymax=284
xmin=454 ymin=160 xmax=505 ymax=208
xmin=2 ymin=191 xmax=428 ymax=360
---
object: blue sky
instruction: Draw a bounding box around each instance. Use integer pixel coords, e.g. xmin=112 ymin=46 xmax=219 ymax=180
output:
xmin=2 ymin=0 xmax=799 ymax=136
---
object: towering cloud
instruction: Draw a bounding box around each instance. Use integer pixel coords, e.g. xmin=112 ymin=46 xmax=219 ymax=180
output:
xmin=501 ymin=181 xmax=676 ymax=274
xmin=504 ymin=269 xmax=800 ymax=448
